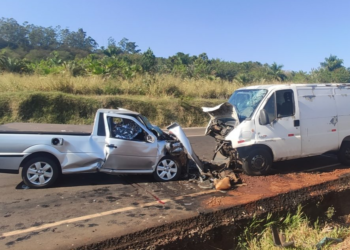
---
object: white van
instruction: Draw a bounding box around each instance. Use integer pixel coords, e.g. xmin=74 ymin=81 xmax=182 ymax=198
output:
xmin=203 ymin=84 xmax=350 ymax=175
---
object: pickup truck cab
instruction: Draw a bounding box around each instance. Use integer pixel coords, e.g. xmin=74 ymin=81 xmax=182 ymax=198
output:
xmin=0 ymin=108 xmax=193 ymax=188
xmin=204 ymin=83 xmax=350 ymax=175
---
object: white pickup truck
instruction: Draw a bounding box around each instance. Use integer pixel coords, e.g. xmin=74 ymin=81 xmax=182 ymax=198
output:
xmin=0 ymin=108 xmax=205 ymax=188
xmin=204 ymin=83 xmax=350 ymax=175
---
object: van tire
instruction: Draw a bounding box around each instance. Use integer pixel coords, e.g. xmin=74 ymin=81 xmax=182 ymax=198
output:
xmin=22 ymin=157 xmax=60 ymax=188
xmin=242 ymin=149 xmax=272 ymax=176
xmin=338 ymin=142 xmax=350 ymax=166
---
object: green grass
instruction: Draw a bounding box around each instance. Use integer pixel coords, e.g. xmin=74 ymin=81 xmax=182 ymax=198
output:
xmin=236 ymin=206 xmax=350 ymax=250
xmin=0 ymin=91 xmax=224 ymax=127
xmin=0 ymin=73 xmax=284 ymax=126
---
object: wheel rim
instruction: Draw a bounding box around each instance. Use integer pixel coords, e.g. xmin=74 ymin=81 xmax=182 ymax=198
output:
xmin=156 ymin=159 xmax=178 ymax=181
xmin=250 ymin=155 xmax=266 ymax=170
xmin=26 ymin=161 xmax=54 ymax=186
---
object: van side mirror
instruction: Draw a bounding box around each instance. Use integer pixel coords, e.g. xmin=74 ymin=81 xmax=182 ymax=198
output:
xmin=259 ymin=109 xmax=269 ymax=125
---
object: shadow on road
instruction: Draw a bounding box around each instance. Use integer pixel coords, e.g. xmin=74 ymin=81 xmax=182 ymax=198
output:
xmin=270 ymin=154 xmax=346 ymax=175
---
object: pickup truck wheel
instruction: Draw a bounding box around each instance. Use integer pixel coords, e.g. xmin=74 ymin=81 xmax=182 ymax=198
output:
xmin=22 ymin=157 xmax=60 ymax=188
xmin=338 ymin=142 xmax=350 ymax=166
xmin=242 ymin=149 xmax=272 ymax=176
xmin=153 ymin=156 xmax=181 ymax=182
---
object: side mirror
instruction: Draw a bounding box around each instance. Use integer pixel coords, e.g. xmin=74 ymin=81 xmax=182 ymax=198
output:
xmin=259 ymin=109 xmax=269 ymax=125
xmin=145 ymin=134 xmax=155 ymax=143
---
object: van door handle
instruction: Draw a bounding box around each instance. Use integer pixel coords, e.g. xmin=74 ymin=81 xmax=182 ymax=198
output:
xmin=294 ymin=120 xmax=300 ymax=127
xmin=106 ymin=144 xmax=117 ymax=148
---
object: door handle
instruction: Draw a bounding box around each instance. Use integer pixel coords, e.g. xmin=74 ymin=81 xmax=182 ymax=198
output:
xmin=106 ymin=144 xmax=117 ymax=148
xmin=294 ymin=120 xmax=300 ymax=127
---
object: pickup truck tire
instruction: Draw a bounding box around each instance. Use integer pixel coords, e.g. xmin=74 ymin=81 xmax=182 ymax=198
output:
xmin=22 ymin=157 xmax=60 ymax=188
xmin=338 ymin=142 xmax=350 ymax=166
xmin=242 ymin=148 xmax=272 ymax=176
xmin=153 ymin=156 xmax=181 ymax=182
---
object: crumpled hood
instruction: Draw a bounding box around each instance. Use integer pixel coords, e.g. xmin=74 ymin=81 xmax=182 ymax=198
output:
xmin=202 ymin=102 xmax=240 ymax=135
xmin=167 ymin=123 xmax=206 ymax=175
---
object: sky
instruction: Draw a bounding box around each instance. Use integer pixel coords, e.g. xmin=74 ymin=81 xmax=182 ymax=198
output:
xmin=1 ymin=0 xmax=350 ymax=72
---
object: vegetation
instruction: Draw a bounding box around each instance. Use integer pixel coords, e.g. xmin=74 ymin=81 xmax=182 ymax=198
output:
xmin=236 ymin=206 xmax=350 ymax=250
xmin=0 ymin=90 xmax=223 ymax=127
xmin=1 ymin=17 xmax=350 ymax=126
xmin=1 ymin=17 xmax=350 ymax=84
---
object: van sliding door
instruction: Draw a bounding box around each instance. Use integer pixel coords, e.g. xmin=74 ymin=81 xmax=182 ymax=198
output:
xmin=298 ymin=87 xmax=338 ymax=156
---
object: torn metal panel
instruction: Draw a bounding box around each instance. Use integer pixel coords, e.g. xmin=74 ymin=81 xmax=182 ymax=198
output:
xmin=330 ymin=116 xmax=338 ymax=126
xmin=167 ymin=123 xmax=208 ymax=176
xmin=303 ymin=95 xmax=316 ymax=101
xmin=202 ymin=102 xmax=239 ymax=138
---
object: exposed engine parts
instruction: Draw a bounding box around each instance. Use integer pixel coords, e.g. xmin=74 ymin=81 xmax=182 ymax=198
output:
xmin=207 ymin=119 xmax=235 ymax=140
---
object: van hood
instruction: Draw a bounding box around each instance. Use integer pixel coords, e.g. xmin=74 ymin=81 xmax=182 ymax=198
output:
xmin=202 ymin=102 xmax=240 ymax=138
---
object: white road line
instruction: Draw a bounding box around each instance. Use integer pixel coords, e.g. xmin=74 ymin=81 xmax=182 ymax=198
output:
xmin=1 ymin=189 xmax=217 ymax=238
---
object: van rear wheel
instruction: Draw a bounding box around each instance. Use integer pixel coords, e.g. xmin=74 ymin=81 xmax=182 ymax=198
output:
xmin=338 ymin=142 xmax=350 ymax=166
xmin=242 ymin=149 xmax=272 ymax=176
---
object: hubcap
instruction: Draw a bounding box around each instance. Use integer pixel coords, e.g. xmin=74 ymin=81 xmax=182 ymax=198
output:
xmin=251 ymin=155 xmax=266 ymax=170
xmin=27 ymin=162 xmax=53 ymax=186
xmin=156 ymin=159 xmax=177 ymax=181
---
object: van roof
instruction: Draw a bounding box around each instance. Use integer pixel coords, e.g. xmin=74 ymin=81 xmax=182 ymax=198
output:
xmin=239 ymin=83 xmax=350 ymax=91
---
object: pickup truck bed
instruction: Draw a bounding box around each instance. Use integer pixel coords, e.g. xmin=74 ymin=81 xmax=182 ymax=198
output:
xmin=0 ymin=123 xmax=92 ymax=135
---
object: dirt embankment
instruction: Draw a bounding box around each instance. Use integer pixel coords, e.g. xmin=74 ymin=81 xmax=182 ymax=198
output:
xmin=75 ymin=167 xmax=350 ymax=250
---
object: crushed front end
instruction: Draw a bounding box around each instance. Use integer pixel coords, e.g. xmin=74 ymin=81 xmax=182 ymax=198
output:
xmin=202 ymin=102 xmax=240 ymax=166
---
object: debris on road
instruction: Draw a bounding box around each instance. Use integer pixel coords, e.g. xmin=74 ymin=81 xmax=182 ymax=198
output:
xmin=189 ymin=159 xmax=243 ymax=191
xmin=316 ymin=237 xmax=342 ymax=250
xmin=214 ymin=177 xmax=231 ymax=190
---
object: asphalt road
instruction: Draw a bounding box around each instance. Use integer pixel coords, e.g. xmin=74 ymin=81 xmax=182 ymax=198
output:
xmin=0 ymin=127 xmax=343 ymax=250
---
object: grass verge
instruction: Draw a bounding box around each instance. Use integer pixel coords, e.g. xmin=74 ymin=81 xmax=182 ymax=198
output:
xmin=0 ymin=91 xmax=224 ymax=127
xmin=236 ymin=206 xmax=350 ymax=250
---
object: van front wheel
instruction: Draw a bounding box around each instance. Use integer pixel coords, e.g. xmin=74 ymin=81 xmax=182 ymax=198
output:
xmin=242 ymin=149 xmax=272 ymax=176
xmin=338 ymin=142 xmax=350 ymax=166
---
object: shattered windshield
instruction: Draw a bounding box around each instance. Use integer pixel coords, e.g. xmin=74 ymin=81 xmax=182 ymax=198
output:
xmin=138 ymin=115 xmax=166 ymax=138
xmin=228 ymin=89 xmax=268 ymax=120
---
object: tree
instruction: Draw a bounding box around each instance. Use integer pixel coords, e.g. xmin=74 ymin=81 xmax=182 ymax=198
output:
xmin=59 ymin=28 xmax=98 ymax=52
xmin=0 ymin=18 xmax=29 ymax=48
xmin=320 ymin=55 xmax=344 ymax=71
xmin=267 ymin=62 xmax=286 ymax=81
xmin=141 ymin=48 xmax=156 ymax=73
xmin=103 ymin=37 xmax=122 ymax=57
xmin=27 ymin=25 xmax=58 ymax=49
xmin=193 ymin=53 xmax=212 ymax=78
xmin=118 ymin=37 xmax=140 ymax=54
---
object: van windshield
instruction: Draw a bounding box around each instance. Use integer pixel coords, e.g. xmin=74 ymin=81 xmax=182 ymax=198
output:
xmin=228 ymin=89 xmax=268 ymax=121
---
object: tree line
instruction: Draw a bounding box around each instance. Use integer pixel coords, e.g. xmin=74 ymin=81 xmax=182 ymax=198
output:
xmin=1 ymin=17 xmax=350 ymax=84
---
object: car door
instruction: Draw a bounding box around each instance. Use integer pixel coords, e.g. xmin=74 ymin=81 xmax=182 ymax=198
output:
xmin=255 ymin=88 xmax=301 ymax=160
xmin=101 ymin=113 xmax=158 ymax=171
